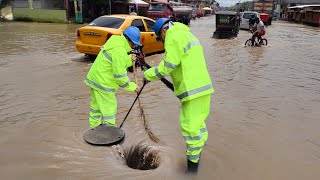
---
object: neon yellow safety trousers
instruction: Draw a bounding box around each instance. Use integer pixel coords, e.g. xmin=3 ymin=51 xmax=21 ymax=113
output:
xmin=89 ymin=88 xmax=117 ymax=128
xmin=180 ymin=94 xmax=211 ymax=163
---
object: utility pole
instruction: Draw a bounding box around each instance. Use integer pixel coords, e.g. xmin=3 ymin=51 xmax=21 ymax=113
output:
xmin=109 ymin=0 xmax=112 ymax=15
xmin=74 ymin=0 xmax=83 ymax=24
xmin=28 ymin=0 xmax=33 ymax=9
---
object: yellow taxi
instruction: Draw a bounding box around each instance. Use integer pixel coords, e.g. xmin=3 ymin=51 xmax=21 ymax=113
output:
xmin=76 ymin=15 xmax=164 ymax=56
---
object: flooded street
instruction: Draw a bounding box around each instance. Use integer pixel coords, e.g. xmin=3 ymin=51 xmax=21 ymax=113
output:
xmin=0 ymin=16 xmax=320 ymax=180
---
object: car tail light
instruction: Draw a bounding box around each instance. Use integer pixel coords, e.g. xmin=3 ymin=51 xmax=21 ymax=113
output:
xmin=77 ymin=30 xmax=80 ymax=38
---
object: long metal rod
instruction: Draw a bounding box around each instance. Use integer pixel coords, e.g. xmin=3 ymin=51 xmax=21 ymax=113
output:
xmin=132 ymin=63 xmax=145 ymax=127
xmin=132 ymin=62 xmax=142 ymax=112
xmin=119 ymin=82 xmax=146 ymax=128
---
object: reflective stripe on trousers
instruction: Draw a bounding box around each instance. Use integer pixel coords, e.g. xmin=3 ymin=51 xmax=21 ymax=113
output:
xmin=90 ymin=114 xmax=116 ymax=121
xmin=187 ymin=153 xmax=201 ymax=161
xmin=183 ymin=128 xmax=207 ymax=141
xmin=177 ymin=84 xmax=213 ymax=100
xmin=90 ymin=108 xmax=100 ymax=113
xmin=187 ymin=145 xmax=203 ymax=151
xmin=101 ymin=114 xmax=116 ymax=120
xmin=90 ymin=108 xmax=101 ymax=122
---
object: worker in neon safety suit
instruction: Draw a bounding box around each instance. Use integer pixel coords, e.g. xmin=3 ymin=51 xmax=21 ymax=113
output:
xmin=84 ymin=26 xmax=141 ymax=128
xmin=143 ymin=18 xmax=214 ymax=172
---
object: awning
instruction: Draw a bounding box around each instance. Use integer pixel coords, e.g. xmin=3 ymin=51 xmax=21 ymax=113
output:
xmin=202 ymin=7 xmax=213 ymax=11
xmin=129 ymin=0 xmax=149 ymax=7
xmin=288 ymin=4 xmax=320 ymax=9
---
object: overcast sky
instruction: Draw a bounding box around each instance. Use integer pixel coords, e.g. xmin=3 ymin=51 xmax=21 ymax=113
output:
xmin=217 ymin=0 xmax=243 ymax=7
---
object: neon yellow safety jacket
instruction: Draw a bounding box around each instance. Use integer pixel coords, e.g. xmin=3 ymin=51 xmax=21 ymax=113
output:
xmin=85 ymin=35 xmax=137 ymax=93
xmin=144 ymin=22 xmax=214 ymax=102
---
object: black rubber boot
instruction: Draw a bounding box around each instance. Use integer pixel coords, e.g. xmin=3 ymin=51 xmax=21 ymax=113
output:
xmin=187 ymin=160 xmax=199 ymax=173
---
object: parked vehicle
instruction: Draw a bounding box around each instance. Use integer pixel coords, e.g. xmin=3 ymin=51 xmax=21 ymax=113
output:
xmin=272 ymin=12 xmax=278 ymax=20
xmin=213 ymin=11 xmax=240 ymax=38
xmin=240 ymin=11 xmax=259 ymax=30
xmin=253 ymin=0 xmax=274 ymax=25
xmin=259 ymin=13 xmax=269 ymax=26
xmin=76 ymin=15 xmax=164 ymax=56
xmin=191 ymin=9 xmax=197 ymax=19
xmin=147 ymin=1 xmax=192 ymax=25
xmin=196 ymin=9 xmax=204 ymax=18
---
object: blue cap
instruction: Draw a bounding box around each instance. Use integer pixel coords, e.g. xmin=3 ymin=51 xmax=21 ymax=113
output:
xmin=154 ymin=18 xmax=169 ymax=37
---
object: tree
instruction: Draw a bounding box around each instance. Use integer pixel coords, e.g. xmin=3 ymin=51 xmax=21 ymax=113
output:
xmin=242 ymin=1 xmax=249 ymax=11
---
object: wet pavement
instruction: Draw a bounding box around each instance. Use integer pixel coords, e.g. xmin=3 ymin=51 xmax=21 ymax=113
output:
xmin=0 ymin=16 xmax=320 ymax=180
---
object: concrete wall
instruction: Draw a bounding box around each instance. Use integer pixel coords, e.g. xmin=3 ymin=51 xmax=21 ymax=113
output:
xmin=13 ymin=8 xmax=67 ymax=23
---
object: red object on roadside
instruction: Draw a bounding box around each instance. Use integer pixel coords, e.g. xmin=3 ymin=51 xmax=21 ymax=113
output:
xmin=196 ymin=10 xmax=204 ymax=17
xmin=260 ymin=13 xmax=269 ymax=24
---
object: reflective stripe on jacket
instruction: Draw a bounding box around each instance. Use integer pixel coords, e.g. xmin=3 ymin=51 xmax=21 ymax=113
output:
xmin=144 ymin=22 xmax=214 ymax=101
xmin=85 ymin=35 xmax=137 ymax=93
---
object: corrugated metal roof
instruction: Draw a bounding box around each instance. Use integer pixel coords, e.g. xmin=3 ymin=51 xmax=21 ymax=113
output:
xmin=286 ymin=0 xmax=320 ymax=3
xmin=216 ymin=11 xmax=237 ymax=15
xmin=288 ymin=4 xmax=320 ymax=9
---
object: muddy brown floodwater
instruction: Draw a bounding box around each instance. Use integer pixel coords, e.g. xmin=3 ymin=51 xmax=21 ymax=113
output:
xmin=0 ymin=17 xmax=320 ymax=180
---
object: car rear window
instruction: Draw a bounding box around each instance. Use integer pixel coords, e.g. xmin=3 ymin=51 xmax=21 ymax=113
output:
xmin=89 ymin=17 xmax=125 ymax=29
xmin=243 ymin=13 xmax=257 ymax=19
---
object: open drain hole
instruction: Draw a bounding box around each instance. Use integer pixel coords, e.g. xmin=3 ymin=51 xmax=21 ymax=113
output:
xmin=124 ymin=143 xmax=160 ymax=170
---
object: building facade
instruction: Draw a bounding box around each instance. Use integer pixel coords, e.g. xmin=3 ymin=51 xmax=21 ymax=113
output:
xmin=275 ymin=0 xmax=320 ymax=19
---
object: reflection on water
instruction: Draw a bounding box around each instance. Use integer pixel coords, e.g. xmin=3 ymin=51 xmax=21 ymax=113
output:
xmin=0 ymin=19 xmax=320 ymax=179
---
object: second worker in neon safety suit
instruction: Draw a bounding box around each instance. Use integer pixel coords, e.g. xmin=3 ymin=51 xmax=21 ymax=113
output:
xmin=84 ymin=26 xmax=141 ymax=128
xmin=144 ymin=18 xmax=214 ymax=172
